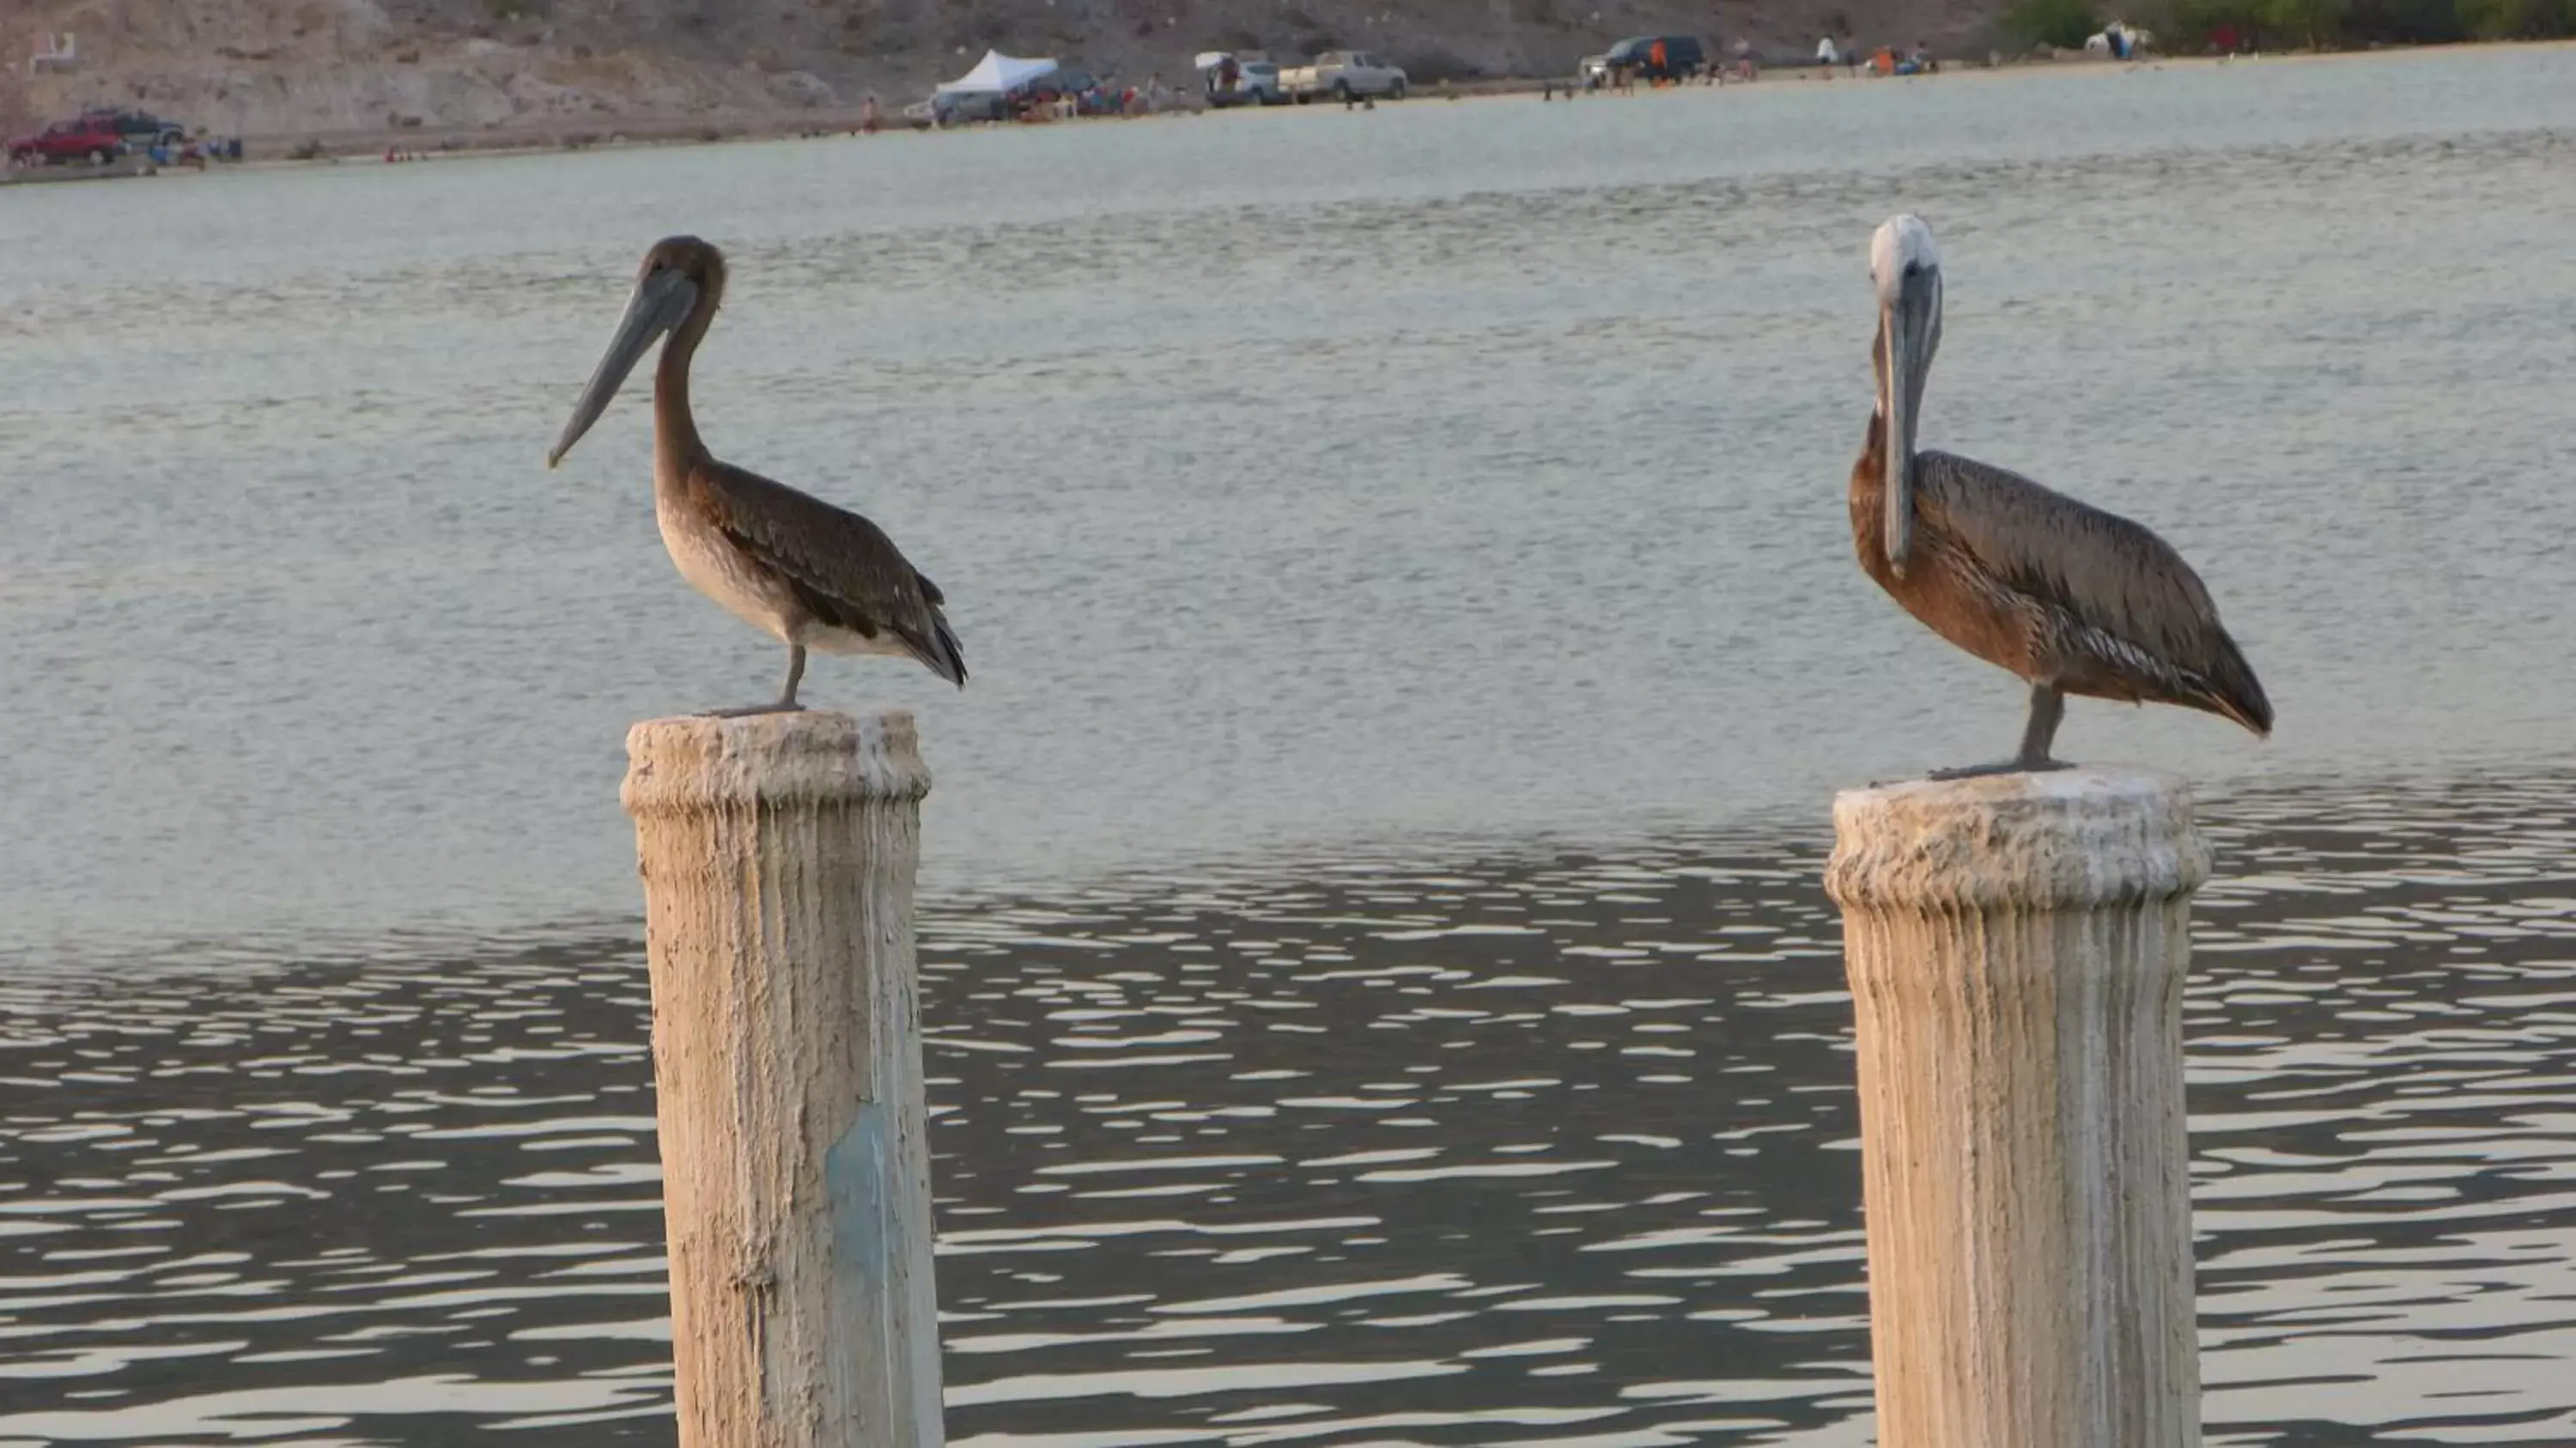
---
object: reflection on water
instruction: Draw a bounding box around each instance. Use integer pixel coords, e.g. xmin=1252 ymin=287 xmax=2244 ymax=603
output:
xmin=5 ymin=771 xmax=2576 ymax=1445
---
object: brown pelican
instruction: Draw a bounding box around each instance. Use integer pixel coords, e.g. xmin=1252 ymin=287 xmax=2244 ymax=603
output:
xmin=548 ymin=237 xmax=965 ymax=714
xmin=1853 ymin=214 xmax=2269 ymax=776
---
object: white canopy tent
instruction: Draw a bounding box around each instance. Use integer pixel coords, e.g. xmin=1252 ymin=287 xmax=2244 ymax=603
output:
xmin=936 ymin=49 xmax=1059 ymax=94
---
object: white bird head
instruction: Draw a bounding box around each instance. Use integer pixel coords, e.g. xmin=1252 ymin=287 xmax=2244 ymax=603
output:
xmin=1870 ymin=213 xmax=1941 ymax=306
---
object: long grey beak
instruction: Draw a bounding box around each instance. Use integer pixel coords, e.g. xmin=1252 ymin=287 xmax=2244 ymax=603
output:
xmin=547 ymin=269 xmax=699 ymax=469
xmin=1878 ymin=275 xmax=1935 ymax=578
xmin=1880 ymin=299 xmax=1916 ymax=577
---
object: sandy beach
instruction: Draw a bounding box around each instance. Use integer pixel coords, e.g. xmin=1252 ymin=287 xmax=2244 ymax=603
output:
xmin=213 ymin=40 xmax=2576 ymax=167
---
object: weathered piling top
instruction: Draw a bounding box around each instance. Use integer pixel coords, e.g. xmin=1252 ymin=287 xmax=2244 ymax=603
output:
xmin=623 ymin=710 xmax=932 ymax=817
xmin=1825 ymin=767 xmax=2211 ymax=911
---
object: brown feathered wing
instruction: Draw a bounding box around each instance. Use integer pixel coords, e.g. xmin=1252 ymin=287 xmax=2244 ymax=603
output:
xmin=691 ymin=459 xmax=967 ymax=685
xmin=1912 ymin=450 xmax=2268 ymax=733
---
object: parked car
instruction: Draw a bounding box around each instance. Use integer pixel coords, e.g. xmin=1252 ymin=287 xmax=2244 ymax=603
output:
xmin=1588 ymin=34 xmax=1707 ymax=84
xmin=1238 ymin=62 xmax=1285 ymax=103
xmin=1282 ymin=51 xmax=1408 ymax=102
xmin=82 ymin=107 xmax=187 ymax=146
xmin=930 ymin=89 xmax=1004 ymax=125
xmin=7 ymin=116 xmax=126 ymax=166
xmin=1200 ymin=54 xmax=1285 ymax=106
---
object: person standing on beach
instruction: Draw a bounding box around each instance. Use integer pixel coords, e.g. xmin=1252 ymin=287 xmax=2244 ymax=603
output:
xmin=1818 ymin=34 xmax=1838 ymax=76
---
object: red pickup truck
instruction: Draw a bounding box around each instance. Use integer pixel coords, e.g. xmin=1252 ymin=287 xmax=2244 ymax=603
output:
xmin=7 ymin=117 xmax=126 ymax=167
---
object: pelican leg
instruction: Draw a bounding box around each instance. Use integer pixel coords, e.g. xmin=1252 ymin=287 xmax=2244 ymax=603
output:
xmin=2017 ymin=683 xmax=2066 ymax=767
xmin=700 ymin=644 xmax=809 ymax=718
xmin=1928 ymin=683 xmax=2074 ymax=780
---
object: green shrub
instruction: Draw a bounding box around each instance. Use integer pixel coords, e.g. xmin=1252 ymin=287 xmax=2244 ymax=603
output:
xmin=2007 ymin=0 xmax=2102 ymax=46
xmin=2454 ymin=0 xmax=2576 ymax=34
xmin=2261 ymin=0 xmax=2350 ymax=41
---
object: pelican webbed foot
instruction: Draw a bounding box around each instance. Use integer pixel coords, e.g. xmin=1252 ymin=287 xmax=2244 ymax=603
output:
xmin=1926 ymin=756 xmax=2075 ymax=782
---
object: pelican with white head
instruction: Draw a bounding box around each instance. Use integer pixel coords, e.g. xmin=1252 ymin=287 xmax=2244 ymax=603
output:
xmin=1845 ymin=214 xmax=2270 ymax=778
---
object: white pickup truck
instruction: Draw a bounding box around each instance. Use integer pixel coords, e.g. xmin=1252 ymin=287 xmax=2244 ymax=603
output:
xmin=1281 ymin=51 xmax=1408 ymax=102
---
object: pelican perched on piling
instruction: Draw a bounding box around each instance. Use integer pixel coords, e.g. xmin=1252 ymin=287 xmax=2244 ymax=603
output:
xmin=1853 ymin=214 xmax=2269 ymax=776
xmin=548 ymin=236 xmax=965 ymax=714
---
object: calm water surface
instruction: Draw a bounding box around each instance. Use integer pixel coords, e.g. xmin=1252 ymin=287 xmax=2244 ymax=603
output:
xmin=4 ymin=47 xmax=2576 ymax=946
xmin=4 ymin=41 xmax=2576 ymax=1445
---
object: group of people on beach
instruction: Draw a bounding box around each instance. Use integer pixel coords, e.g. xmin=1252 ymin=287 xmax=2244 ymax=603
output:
xmin=1546 ymin=31 xmax=1943 ymax=100
xmin=1012 ymin=76 xmax=1179 ymax=121
xmin=1545 ymin=40 xmax=1760 ymax=99
xmin=1815 ymin=33 xmax=1941 ymax=76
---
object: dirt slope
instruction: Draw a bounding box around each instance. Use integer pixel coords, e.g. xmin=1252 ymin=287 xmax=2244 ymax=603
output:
xmin=0 ymin=0 xmax=2008 ymax=143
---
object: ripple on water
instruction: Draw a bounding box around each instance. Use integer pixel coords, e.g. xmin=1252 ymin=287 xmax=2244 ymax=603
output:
xmin=2 ymin=770 xmax=2575 ymax=1443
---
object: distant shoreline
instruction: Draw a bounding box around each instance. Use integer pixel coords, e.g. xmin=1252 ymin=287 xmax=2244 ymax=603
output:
xmin=21 ymin=36 xmax=2568 ymax=179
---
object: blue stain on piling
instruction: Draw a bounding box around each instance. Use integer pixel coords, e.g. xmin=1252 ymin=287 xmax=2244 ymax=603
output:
xmin=826 ymin=1100 xmax=893 ymax=1294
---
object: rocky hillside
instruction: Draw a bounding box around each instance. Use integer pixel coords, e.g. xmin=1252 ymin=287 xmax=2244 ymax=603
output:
xmin=1 ymin=0 xmax=2008 ymax=143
